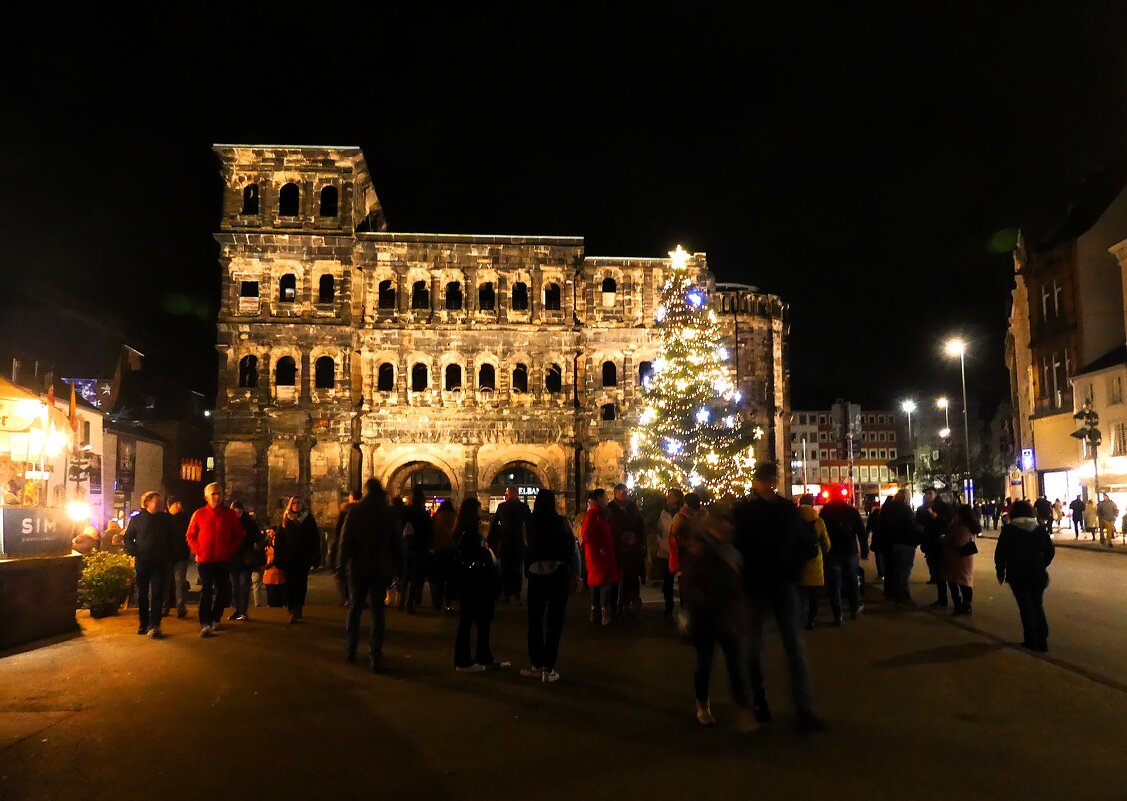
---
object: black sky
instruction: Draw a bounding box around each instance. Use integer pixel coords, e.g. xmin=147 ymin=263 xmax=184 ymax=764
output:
xmin=3 ymin=6 xmax=1126 ymax=418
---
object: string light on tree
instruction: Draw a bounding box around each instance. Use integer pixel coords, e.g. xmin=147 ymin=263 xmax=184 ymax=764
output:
xmin=626 ymin=244 xmax=761 ymax=498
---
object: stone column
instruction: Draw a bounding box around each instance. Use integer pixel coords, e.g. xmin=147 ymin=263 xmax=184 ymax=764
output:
xmin=531 ymin=266 xmax=542 ymax=324
xmin=300 ymin=351 xmax=311 ymax=404
xmin=465 ymin=444 xmax=480 ymax=508
xmin=397 ymin=352 xmax=409 ymax=404
xmin=254 ymin=441 xmax=270 ymax=516
xmin=258 ymin=353 xmax=272 ymax=406
xmin=296 ymin=436 xmax=313 ymax=501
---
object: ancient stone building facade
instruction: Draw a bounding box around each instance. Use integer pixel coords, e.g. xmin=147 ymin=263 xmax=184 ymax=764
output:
xmin=211 ymin=145 xmax=790 ymax=528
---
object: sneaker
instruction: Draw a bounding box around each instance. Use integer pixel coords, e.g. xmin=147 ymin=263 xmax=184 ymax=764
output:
xmin=148 ymin=628 xmax=164 ymax=640
xmin=200 ymin=626 xmax=213 ymax=638
xmin=137 ymin=626 xmax=147 ymax=636
xmin=455 ymin=664 xmax=487 ymax=673
xmin=234 ymin=613 xmax=248 ymax=621
xmin=752 ymin=697 xmax=773 ymax=724
xmin=696 ymin=701 xmax=715 ymax=725
xmin=211 ymin=621 xmax=222 ymax=632
xmin=589 ymin=606 xmax=598 ymax=624
xmin=735 ymin=709 xmax=759 ymax=734
xmin=542 ymin=670 xmax=560 ymax=683
xmin=228 ymin=613 xmax=240 ymax=621
xmin=177 ymin=607 xmax=188 ymax=619
xmin=601 ymin=608 xmax=611 ymax=626
xmin=852 ymin=604 xmax=864 ymax=620
xmin=519 ymin=666 xmax=544 ymax=678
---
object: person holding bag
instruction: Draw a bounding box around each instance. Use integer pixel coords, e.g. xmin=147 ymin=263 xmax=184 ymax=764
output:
xmin=942 ymin=504 xmax=981 ymax=616
xmin=519 ymin=489 xmax=580 ymax=683
xmin=453 ymin=498 xmax=499 ymax=672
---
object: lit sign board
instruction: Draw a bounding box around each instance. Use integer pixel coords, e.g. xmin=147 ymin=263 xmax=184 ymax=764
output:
xmin=1020 ymin=448 xmax=1035 ymax=472
xmin=0 ymin=507 xmax=73 ymax=558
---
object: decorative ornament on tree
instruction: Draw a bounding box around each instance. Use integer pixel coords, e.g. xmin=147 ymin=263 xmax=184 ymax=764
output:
xmin=626 ymin=245 xmax=760 ymax=498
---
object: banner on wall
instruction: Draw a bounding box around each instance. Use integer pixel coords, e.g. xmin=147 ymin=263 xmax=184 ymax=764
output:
xmin=0 ymin=506 xmax=72 ymax=558
xmin=116 ymin=437 xmax=135 ymax=493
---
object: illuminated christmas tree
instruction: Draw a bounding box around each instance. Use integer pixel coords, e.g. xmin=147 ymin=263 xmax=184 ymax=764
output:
xmin=626 ymin=245 xmax=761 ymax=498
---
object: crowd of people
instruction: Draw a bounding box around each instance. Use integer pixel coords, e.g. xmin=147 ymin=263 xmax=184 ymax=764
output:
xmin=112 ymin=463 xmax=1062 ymax=732
xmin=975 ymin=493 xmax=1121 ymax=547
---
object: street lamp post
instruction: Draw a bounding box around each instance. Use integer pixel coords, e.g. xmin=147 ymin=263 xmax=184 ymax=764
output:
xmin=945 ymin=338 xmax=972 ymax=502
xmin=939 ymin=427 xmax=952 ymax=495
xmin=901 ymin=399 xmax=916 ymax=498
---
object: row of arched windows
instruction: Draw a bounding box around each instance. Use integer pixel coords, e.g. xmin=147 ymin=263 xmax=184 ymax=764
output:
xmin=237 ymin=355 xmax=337 ymax=390
xmin=240 ymin=183 xmax=339 ymax=218
xmin=375 ymin=280 xmax=564 ymax=312
xmin=241 ymin=274 xmax=337 ymax=305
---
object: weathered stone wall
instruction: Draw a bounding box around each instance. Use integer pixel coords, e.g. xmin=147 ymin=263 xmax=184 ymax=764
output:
xmin=211 ymin=145 xmax=791 ymax=526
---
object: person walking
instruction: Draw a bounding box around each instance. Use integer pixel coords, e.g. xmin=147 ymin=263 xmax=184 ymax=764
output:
xmin=942 ymin=504 xmax=980 ymax=616
xmin=163 ymin=496 xmax=191 ymax=619
xmin=916 ymin=488 xmax=951 ymax=608
xmin=227 ymin=501 xmax=261 ymax=621
xmin=581 ymin=489 xmax=619 ymax=626
xmin=1068 ymin=496 xmax=1085 ymax=539
xmin=489 ymin=486 xmax=531 ymax=605
xmin=796 ymin=494 xmax=830 ymax=630
xmin=338 ymin=478 xmax=399 ymax=671
xmin=1051 ymin=499 xmax=1063 ymax=532
xmin=453 ymin=497 xmax=498 ymax=672
xmin=731 ymin=462 xmax=824 ymax=732
xmin=430 ymin=498 xmax=458 ymax=612
xmin=1084 ymin=497 xmax=1099 ymax=540
xmin=400 ymin=489 xmax=434 ymax=613
xmin=655 ymin=488 xmax=683 ymax=620
xmin=1097 ymin=492 xmax=1119 ymax=547
xmin=877 ymin=489 xmax=918 ymax=604
xmin=981 ymin=498 xmax=997 ymax=532
xmin=330 ymin=491 xmax=360 ymax=605
xmin=276 ymin=497 xmax=321 ymax=623
xmin=1034 ymin=495 xmax=1053 ymax=531
xmin=607 ymin=483 xmax=646 ymax=619
xmin=185 ymin=483 xmax=244 ymax=638
xmin=262 ymin=526 xmax=286 ymax=607
xmin=995 ymin=499 xmax=1055 ymax=651
xmin=819 ymin=492 xmax=867 ymax=625
xmin=679 ymin=518 xmax=755 ymax=732
xmin=519 ymin=489 xmax=580 ymax=683
xmin=123 ymin=490 xmax=174 ymax=639
xmin=865 ymin=501 xmax=884 ymax=579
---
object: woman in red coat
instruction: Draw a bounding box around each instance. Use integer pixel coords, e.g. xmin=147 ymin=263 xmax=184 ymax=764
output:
xmin=582 ymin=489 xmax=619 ymax=626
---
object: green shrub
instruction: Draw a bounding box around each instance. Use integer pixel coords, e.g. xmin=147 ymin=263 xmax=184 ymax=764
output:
xmin=78 ymin=551 xmax=134 ymax=615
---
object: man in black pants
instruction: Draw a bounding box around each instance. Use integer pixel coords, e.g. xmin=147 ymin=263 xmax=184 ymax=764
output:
xmin=123 ymin=490 xmax=174 ymax=639
xmin=489 ymin=486 xmax=531 ymax=605
xmin=915 ymin=488 xmax=951 ymax=608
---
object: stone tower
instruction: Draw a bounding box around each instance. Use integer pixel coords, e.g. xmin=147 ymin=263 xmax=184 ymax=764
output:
xmin=211 ymin=144 xmax=790 ymax=529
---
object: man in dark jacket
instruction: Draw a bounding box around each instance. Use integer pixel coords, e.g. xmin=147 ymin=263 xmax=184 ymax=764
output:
xmin=876 ymin=490 xmax=918 ymax=603
xmin=606 ymin=483 xmax=646 ymax=618
xmin=916 ymin=488 xmax=952 ymax=607
xmin=1068 ymin=495 xmax=1085 ymax=539
xmin=163 ymin=496 xmax=191 ymax=618
xmin=995 ymin=499 xmax=1056 ymax=651
xmin=400 ymin=489 xmax=434 ymax=613
xmin=338 ymin=478 xmax=399 ymax=670
xmin=489 ymin=486 xmax=531 ymax=605
xmin=124 ymin=490 xmax=174 ymax=639
xmin=731 ymin=462 xmax=824 ymax=733
xmin=1033 ymin=494 xmax=1054 ymax=530
xmin=819 ymin=496 xmax=867 ymax=624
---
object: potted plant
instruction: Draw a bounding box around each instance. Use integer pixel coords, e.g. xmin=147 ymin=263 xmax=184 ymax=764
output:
xmin=78 ymin=551 xmax=135 ymax=618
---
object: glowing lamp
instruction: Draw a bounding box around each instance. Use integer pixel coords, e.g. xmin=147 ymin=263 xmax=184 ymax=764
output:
xmin=66 ymin=501 xmax=92 ymax=523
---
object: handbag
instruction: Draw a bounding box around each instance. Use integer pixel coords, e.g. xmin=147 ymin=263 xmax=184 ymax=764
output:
xmin=959 ymin=540 xmax=978 ymax=556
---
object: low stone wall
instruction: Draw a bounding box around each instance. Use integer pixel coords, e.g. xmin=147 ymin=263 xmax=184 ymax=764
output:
xmin=0 ymin=554 xmax=82 ymax=653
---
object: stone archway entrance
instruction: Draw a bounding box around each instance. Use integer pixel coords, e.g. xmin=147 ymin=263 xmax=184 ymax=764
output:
xmin=487 ymin=461 xmax=544 ymax=513
xmin=387 ymin=461 xmax=454 ymax=512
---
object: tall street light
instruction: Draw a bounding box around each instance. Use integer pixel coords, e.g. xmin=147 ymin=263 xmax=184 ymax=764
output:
xmin=901 ymin=399 xmax=916 ymax=497
xmin=944 ymin=337 xmax=972 ymax=500
xmin=939 ymin=427 xmax=952 ymax=494
xmin=936 ymin=397 xmax=950 ymax=429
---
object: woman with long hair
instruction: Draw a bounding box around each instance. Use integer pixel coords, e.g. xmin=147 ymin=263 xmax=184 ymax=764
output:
xmin=276 ymin=497 xmax=321 ymax=623
xmin=519 ymin=489 xmax=580 ymax=683
xmin=942 ymin=504 xmax=982 ymax=616
xmin=453 ymin=497 xmax=497 ymax=672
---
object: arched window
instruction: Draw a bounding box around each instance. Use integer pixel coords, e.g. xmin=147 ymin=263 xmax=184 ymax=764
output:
xmin=601 ymin=403 xmax=616 ymax=421
xmin=279 ymin=182 xmax=300 ymax=216
xmin=411 ymin=363 xmax=428 ymax=392
xmin=638 ymin=361 xmax=654 ymax=386
xmin=444 ymin=364 xmax=463 ymax=391
xmin=411 ymin=280 xmax=430 ymax=310
xmin=238 ymin=355 xmax=258 ymax=388
xmin=279 ymin=274 xmax=297 ymax=303
xmin=601 ymin=276 xmax=617 ymax=307
xmin=314 ymin=356 xmax=335 ymax=389
xmin=377 ymin=363 xmax=395 ymax=392
xmin=239 ymin=281 xmax=259 ymax=298
xmin=512 ymin=282 xmax=529 ymax=311
xmin=544 ymin=283 xmax=561 ymax=310
xmin=318 ymin=274 xmax=335 ymax=304
xmin=241 ymin=184 xmax=259 ymax=215
xmin=546 ymin=364 xmax=563 ymax=393
xmin=319 ymin=185 xmax=338 ymax=217
xmin=479 ymin=282 xmax=496 ymax=311
xmin=445 ymin=282 xmax=463 ymax=310
xmin=378 ymin=280 xmax=396 ymax=310
xmin=602 ymin=361 xmax=618 ymax=387
xmin=275 ymin=356 xmax=297 ymax=387
xmin=511 ymin=363 xmax=528 ymax=393
xmin=478 ymin=364 xmax=496 ymax=390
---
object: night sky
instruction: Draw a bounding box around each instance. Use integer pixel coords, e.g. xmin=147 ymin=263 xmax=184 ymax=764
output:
xmin=3 ymin=7 xmax=1126 ymax=420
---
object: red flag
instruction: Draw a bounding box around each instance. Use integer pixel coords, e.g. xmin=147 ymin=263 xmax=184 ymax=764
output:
xmin=69 ymin=382 xmax=77 ymax=432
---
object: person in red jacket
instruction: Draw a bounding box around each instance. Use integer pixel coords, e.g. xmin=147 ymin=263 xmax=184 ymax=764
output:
xmin=582 ymin=489 xmax=619 ymax=626
xmin=186 ymin=482 xmax=244 ymax=638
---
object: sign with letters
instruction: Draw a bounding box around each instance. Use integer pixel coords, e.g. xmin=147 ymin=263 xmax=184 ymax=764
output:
xmin=0 ymin=506 xmax=73 ymax=558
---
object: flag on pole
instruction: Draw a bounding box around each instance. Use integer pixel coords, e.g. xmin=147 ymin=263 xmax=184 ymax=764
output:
xmin=69 ymin=381 xmax=78 ymax=432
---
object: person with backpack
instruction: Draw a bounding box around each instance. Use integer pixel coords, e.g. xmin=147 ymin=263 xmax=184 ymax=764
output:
xmin=819 ymin=493 xmax=868 ymax=625
xmin=519 ymin=489 xmax=580 ymax=683
xmin=994 ymin=499 xmax=1055 ymax=651
xmin=453 ymin=498 xmax=499 ymax=672
xmin=796 ymin=494 xmax=831 ymax=629
xmin=731 ymin=462 xmax=824 ymax=733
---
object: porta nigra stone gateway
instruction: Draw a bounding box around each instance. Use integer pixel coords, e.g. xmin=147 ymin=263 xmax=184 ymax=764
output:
xmin=211 ymin=145 xmax=791 ymax=527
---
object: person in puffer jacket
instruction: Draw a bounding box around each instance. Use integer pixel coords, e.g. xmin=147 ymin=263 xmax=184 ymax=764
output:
xmin=186 ymin=482 xmax=244 ymax=638
xmin=994 ymin=500 xmax=1055 ymax=652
